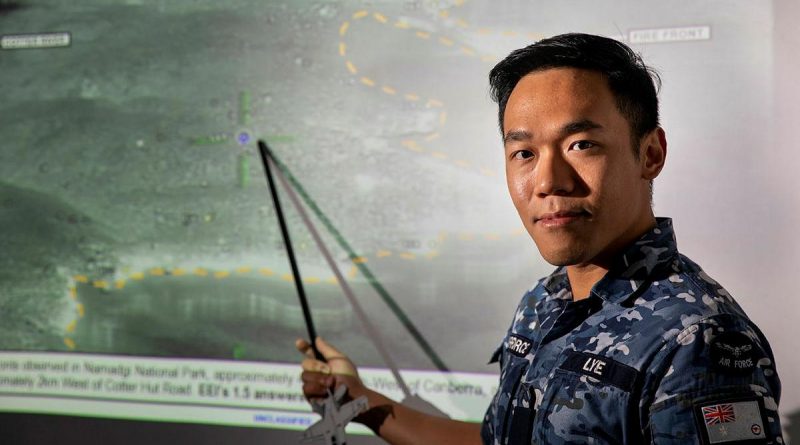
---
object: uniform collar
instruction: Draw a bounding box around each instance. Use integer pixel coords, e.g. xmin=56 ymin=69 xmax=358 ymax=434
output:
xmin=542 ymin=217 xmax=679 ymax=304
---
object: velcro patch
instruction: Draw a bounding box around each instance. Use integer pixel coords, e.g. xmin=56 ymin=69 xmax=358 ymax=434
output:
xmin=506 ymin=334 xmax=533 ymax=357
xmin=559 ymin=351 xmax=639 ymax=391
xmin=695 ymin=398 xmax=767 ymax=444
xmin=710 ymin=332 xmax=757 ymax=375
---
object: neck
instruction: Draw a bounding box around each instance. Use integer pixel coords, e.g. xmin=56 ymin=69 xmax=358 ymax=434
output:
xmin=566 ymin=214 xmax=658 ymax=301
xmin=566 ymin=264 xmax=608 ymax=301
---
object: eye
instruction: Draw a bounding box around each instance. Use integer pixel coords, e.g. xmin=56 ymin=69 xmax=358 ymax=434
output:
xmin=569 ymin=140 xmax=595 ymax=151
xmin=512 ymin=150 xmax=534 ymax=160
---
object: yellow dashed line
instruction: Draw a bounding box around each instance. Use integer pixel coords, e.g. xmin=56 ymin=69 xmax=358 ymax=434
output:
xmin=92 ymin=280 xmax=108 ymax=289
xmin=415 ymin=31 xmax=430 ymax=39
xmin=347 ymin=265 xmax=358 ymax=279
xmin=353 ymin=10 xmax=368 ymax=19
xmin=426 ymin=99 xmax=443 ymax=108
xmin=69 ymin=287 xmax=77 ymax=300
xmin=439 ymin=37 xmax=454 ymax=46
xmin=459 ymin=233 xmax=475 ymax=241
xmin=502 ymin=30 xmax=518 ymax=37
xmin=426 ymin=251 xmax=440 ymax=259
xmin=394 ymin=21 xmax=410 ymax=29
xmin=194 ymin=268 xmax=208 ymax=277
xmin=425 ymin=132 xmax=440 ymax=141
xmin=438 ymin=232 xmax=448 ymax=242
xmin=346 ymin=61 xmax=357 ymax=74
xmin=480 ymin=168 xmax=497 ymax=177
xmin=74 ymin=275 xmax=89 ymax=283
xmin=404 ymin=93 xmax=419 ymax=101
xmin=304 ymin=276 xmax=321 ymax=284
xmin=150 ymin=267 xmax=165 ymax=276
xmin=131 ymin=271 xmax=145 ymax=280
xmin=339 ymin=21 xmax=350 ymax=36
xmin=173 ymin=268 xmax=186 ymax=276
xmin=339 ymin=42 xmax=346 ymax=56
xmin=439 ymin=10 xmax=449 ymax=19
xmin=352 ymin=256 xmax=368 ymax=264
xmin=259 ymin=267 xmax=274 ymax=276
xmin=400 ymin=252 xmax=416 ymax=260
xmin=477 ymin=28 xmax=492 ymax=35
xmin=382 ymin=86 xmax=397 ymax=95
xmin=76 ymin=303 xmax=85 ymax=317
xmin=326 ymin=276 xmax=338 ymax=284
xmin=455 ymin=18 xmax=469 ymax=28
xmin=484 ymin=233 xmax=500 ymax=241
xmin=481 ymin=55 xmax=496 ymax=63
xmin=115 ymin=279 xmax=126 ymax=289
xmin=214 ymin=271 xmax=230 ymax=279
xmin=460 ymin=46 xmax=476 ymax=56
xmin=360 ymin=77 xmax=375 ymax=87
xmin=377 ymin=250 xmax=392 ymax=258
xmin=455 ymin=159 xmax=471 ymax=168
xmin=528 ymin=32 xmax=545 ymax=40
xmin=373 ymin=12 xmax=387 ymax=23
xmin=439 ymin=111 xmax=448 ymax=125
xmin=431 ymin=151 xmax=448 ymax=160
xmin=401 ymin=140 xmax=423 ymax=152
xmin=281 ymin=273 xmax=294 ymax=282
xmin=64 ymin=338 xmax=76 ymax=350
xmin=66 ymin=320 xmax=77 ymax=333
xmin=236 ymin=266 xmax=252 ymax=274
xmin=512 ymin=227 xmax=527 ymax=236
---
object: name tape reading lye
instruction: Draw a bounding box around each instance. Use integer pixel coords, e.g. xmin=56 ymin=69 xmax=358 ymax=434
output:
xmin=1 ymin=32 xmax=71 ymax=50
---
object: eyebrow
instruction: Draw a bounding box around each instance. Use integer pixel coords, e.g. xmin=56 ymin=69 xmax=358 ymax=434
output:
xmin=503 ymin=119 xmax=604 ymax=145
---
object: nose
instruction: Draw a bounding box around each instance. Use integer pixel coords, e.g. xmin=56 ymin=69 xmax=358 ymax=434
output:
xmin=534 ymin=150 xmax=575 ymax=197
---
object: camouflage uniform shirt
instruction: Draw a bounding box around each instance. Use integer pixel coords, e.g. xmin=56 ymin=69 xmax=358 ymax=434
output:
xmin=481 ymin=218 xmax=783 ymax=444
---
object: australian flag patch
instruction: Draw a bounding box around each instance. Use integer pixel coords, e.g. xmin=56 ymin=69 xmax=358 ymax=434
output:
xmin=695 ymin=398 xmax=767 ymax=444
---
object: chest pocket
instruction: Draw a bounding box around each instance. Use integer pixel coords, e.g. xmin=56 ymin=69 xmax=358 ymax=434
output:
xmin=485 ymin=343 xmax=533 ymax=445
xmin=532 ymin=351 xmax=640 ymax=445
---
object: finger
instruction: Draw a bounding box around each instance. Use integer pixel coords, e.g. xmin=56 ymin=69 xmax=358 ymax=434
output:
xmin=301 ymin=357 xmax=331 ymax=374
xmin=295 ymin=338 xmax=316 ymax=358
xmin=301 ymin=372 xmax=334 ymax=397
xmin=301 ymin=371 xmax=335 ymax=387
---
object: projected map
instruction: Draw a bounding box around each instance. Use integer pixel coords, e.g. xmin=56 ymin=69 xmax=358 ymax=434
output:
xmin=0 ymin=0 xmax=555 ymax=370
xmin=3 ymin=0 xmax=796 ymax=440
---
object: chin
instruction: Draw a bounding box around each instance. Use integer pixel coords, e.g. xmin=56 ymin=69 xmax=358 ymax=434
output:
xmin=532 ymin=233 xmax=590 ymax=267
xmin=537 ymin=247 xmax=588 ymax=267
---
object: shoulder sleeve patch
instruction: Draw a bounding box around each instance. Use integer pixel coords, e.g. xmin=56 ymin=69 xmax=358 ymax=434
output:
xmin=694 ymin=397 xmax=768 ymax=444
xmin=709 ymin=332 xmax=757 ymax=375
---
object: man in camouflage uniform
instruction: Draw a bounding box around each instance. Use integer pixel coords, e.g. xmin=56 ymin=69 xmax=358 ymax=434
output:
xmin=297 ymin=33 xmax=783 ymax=444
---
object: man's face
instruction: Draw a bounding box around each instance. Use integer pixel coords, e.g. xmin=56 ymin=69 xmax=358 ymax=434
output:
xmin=503 ymin=68 xmax=659 ymax=267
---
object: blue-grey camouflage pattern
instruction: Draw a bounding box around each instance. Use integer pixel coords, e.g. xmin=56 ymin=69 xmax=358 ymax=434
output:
xmin=481 ymin=218 xmax=783 ymax=444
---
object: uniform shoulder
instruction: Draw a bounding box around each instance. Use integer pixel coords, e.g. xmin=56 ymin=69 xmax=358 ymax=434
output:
xmin=634 ymin=255 xmax=747 ymax=325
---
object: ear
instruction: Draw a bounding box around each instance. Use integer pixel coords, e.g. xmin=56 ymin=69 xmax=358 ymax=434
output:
xmin=640 ymin=127 xmax=667 ymax=180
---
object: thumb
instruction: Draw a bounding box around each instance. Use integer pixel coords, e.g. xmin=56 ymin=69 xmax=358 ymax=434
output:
xmin=314 ymin=337 xmax=358 ymax=378
xmin=314 ymin=336 xmax=346 ymax=360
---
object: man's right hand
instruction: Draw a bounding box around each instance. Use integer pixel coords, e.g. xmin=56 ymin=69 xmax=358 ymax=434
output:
xmin=294 ymin=337 xmax=483 ymax=445
xmin=295 ymin=337 xmax=367 ymax=402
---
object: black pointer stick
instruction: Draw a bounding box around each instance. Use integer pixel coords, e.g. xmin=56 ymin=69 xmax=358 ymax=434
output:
xmin=258 ymin=140 xmax=324 ymax=362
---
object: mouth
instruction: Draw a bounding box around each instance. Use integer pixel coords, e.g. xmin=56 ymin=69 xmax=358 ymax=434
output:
xmin=534 ymin=210 xmax=590 ymax=227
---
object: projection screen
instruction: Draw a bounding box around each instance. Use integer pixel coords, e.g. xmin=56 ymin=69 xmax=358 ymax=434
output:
xmin=1 ymin=0 xmax=798 ymax=443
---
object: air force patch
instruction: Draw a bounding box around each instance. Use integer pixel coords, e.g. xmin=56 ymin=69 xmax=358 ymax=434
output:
xmin=710 ymin=332 xmax=756 ymax=375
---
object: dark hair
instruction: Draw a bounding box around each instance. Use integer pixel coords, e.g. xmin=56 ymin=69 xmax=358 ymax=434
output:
xmin=489 ymin=33 xmax=661 ymax=149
